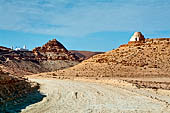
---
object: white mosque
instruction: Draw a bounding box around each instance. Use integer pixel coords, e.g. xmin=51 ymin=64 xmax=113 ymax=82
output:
xmin=12 ymin=45 xmax=29 ymax=51
xmin=130 ymin=32 xmax=145 ymax=42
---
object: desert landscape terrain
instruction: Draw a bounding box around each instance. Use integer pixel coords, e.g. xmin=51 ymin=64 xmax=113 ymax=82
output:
xmin=1 ymin=32 xmax=170 ymax=113
xmin=18 ymin=77 xmax=170 ymax=113
xmin=1 ymin=0 xmax=170 ymax=112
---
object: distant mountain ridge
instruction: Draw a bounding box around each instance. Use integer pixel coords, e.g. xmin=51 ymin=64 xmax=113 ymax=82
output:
xmin=69 ymin=50 xmax=104 ymax=60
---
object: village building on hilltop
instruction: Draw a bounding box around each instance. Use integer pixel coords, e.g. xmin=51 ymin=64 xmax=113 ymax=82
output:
xmin=14 ymin=45 xmax=29 ymax=51
xmin=130 ymin=32 xmax=145 ymax=42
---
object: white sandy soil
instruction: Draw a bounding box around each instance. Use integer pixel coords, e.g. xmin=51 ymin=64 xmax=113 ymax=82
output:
xmin=21 ymin=78 xmax=170 ymax=113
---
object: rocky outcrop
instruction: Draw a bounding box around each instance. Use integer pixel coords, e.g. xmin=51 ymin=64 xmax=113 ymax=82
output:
xmin=32 ymin=39 xmax=80 ymax=72
xmin=33 ymin=39 xmax=68 ymax=53
xmin=0 ymin=68 xmax=39 ymax=112
xmin=33 ymin=39 xmax=80 ymax=61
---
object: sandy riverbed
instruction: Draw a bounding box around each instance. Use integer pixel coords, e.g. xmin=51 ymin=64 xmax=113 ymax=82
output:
xmin=21 ymin=78 xmax=170 ymax=113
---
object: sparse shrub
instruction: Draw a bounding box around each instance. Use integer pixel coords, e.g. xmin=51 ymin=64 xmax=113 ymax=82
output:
xmin=52 ymin=73 xmax=57 ymax=76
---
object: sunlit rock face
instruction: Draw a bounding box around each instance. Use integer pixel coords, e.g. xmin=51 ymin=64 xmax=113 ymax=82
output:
xmin=33 ymin=39 xmax=80 ymax=61
xmin=32 ymin=39 xmax=80 ymax=72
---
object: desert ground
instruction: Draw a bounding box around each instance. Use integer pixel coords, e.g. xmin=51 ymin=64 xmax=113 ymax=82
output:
xmin=1 ymin=36 xmax=170 ymax=113
xmin=21 ymin=77 xmax=170 ymax=113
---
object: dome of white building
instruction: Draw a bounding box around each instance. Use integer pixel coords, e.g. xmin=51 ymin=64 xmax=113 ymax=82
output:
xmin=130 ymin=32 xmax=145 ymax=42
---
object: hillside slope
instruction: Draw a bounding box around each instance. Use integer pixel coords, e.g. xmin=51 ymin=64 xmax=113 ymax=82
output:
xmin=53 ymin=38 xmax=170 ymax=78
xmin=70 ymin=50 xmax=104 ymax=60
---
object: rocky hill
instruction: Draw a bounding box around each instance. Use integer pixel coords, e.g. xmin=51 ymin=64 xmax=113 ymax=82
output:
xmin=33 ymin=39 xmax=80 ymax=61
xmin=33 ymin=39 xmax=80 ymax=71
xmin=0 ymin=39 xmax=80 ymax=76
xmin=52 ymin=36 xmax=170 ymax=78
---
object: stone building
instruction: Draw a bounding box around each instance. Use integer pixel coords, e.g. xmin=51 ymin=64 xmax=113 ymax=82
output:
xmin=130 ymin=32 xmax=145 ymax=42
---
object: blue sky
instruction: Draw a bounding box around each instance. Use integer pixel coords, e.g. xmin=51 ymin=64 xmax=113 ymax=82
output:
xmin=0 ymin=0 xmax=170 ymax=51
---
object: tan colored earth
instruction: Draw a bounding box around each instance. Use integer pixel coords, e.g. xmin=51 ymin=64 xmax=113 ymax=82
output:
xmin=21 ymin=77 xmax=170 ymax=113
xmin=51 ymin=38 xmax=170 ymax=78
xmin=2 ymin=37 xmax=170 ymax=112
xmin=19 ymin=38 xmax=170 ymax=113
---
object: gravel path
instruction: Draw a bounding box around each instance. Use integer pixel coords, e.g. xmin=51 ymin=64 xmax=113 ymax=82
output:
xmin=21 ymin=78 xmax=170 ymax=113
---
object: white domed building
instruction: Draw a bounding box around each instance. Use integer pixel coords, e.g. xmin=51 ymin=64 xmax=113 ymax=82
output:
xmin=130 ymin=32 xmax=145 ymax=42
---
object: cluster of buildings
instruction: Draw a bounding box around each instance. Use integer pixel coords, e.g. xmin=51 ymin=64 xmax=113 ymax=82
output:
xmin=11 ymin=45 xmax=29 ymax=51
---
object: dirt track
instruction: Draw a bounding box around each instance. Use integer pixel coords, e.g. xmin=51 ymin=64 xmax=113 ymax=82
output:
xmin=21 ymin=78 xmax=170 ymax=113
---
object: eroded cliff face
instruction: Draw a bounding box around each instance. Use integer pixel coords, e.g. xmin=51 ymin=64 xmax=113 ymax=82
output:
xmin=0 ymin=68 xmax=40 ymax=112
xmin=52 ymin=38 xmax=170 ymax=78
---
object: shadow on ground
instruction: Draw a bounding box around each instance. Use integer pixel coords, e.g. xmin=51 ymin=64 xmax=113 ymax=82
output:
xmin=0 ymin=91 xmax=46 ymax=113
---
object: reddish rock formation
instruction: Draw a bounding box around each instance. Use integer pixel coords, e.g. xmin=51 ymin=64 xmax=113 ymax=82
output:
xmin=33 ymin=39 xmax=80 ymax=61
xmin=32 ymin=39 xmax=81 ymax=72
xmin=33 ymin=39 xmax=68 ymax=53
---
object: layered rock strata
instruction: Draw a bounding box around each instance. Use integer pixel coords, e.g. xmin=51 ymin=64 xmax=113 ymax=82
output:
xmin=0 ymin=69 xmax=39 ymax=112
xmin=32 ymin=39 xmax=80 ymax=71
xmin=33 ymin=39 xmax=80 ymax=61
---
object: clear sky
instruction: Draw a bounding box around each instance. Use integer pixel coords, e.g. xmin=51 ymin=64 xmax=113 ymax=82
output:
xmin=0 ymin=0 xmax=170 ymax=52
